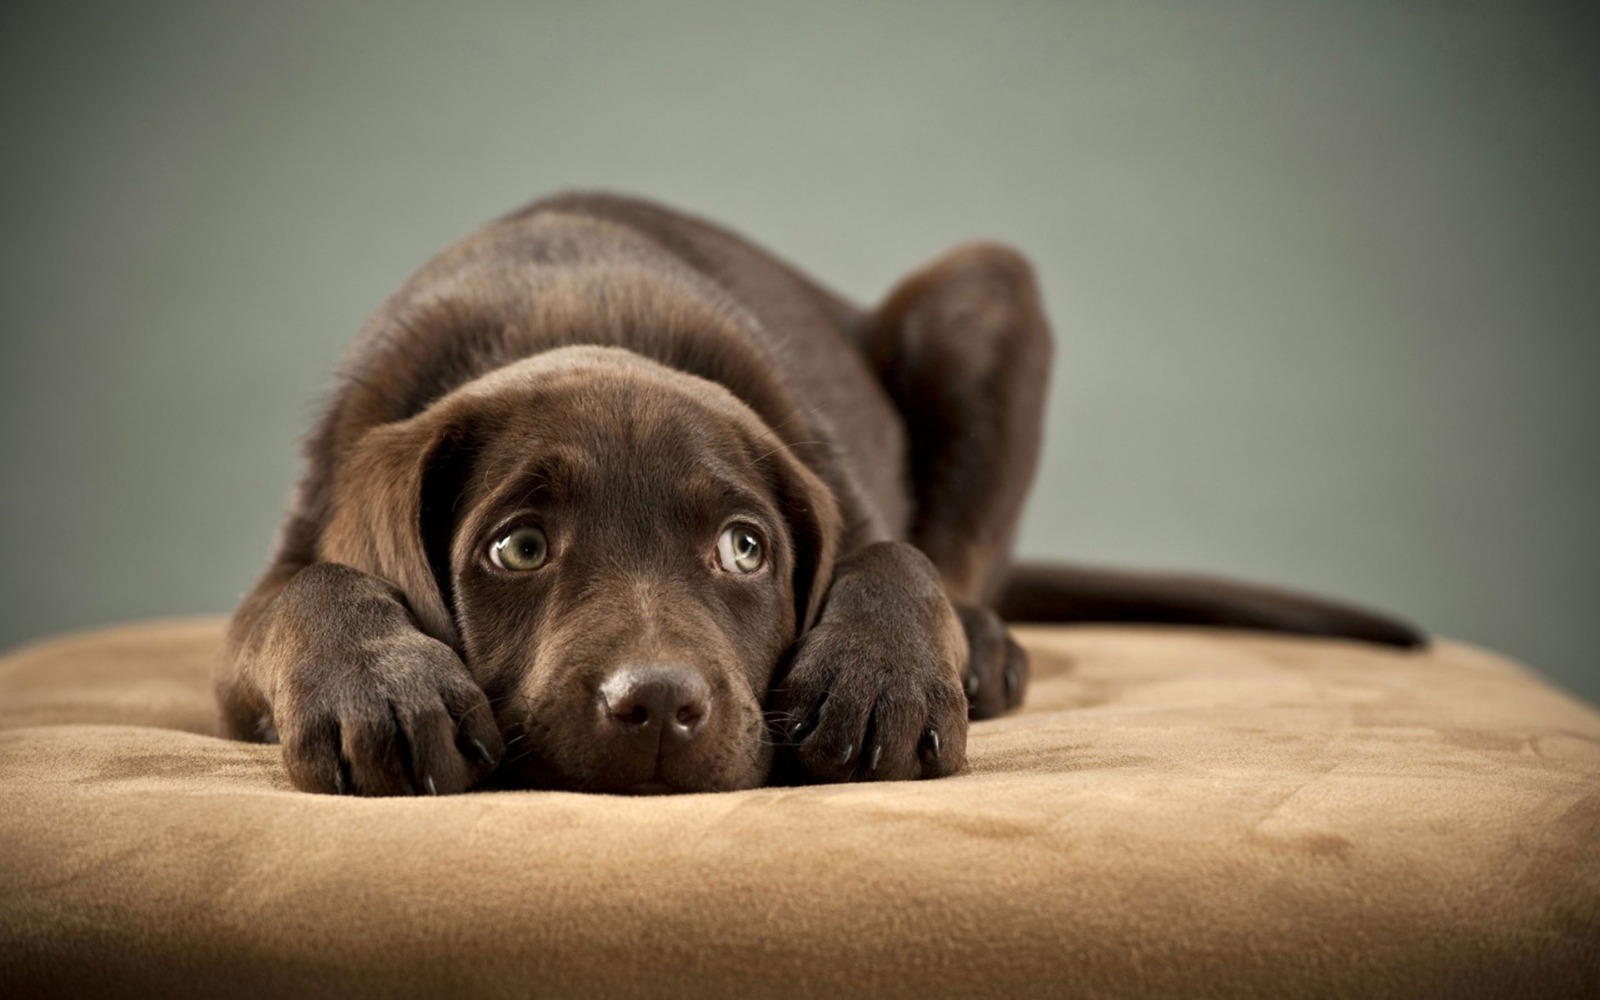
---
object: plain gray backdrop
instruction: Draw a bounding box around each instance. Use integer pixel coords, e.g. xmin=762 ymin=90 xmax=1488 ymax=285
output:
xmin=2 ymin=1 xmax=1596 ymax=701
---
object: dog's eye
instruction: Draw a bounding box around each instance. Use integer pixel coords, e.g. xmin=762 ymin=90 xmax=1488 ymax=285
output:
xmin=716 ymin=525 xmax=765 ymax=574
xmin=490 ymin=526 xmax=548 ymax=571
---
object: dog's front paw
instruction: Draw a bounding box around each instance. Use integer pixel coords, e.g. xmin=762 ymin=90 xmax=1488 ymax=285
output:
xmin=769 ymin=542 xmax=969 ymax=784
xmin=274 ymin=631 xmax=504 ymax=796
xmin=958 ymin=605 xmax=1030 ymax=719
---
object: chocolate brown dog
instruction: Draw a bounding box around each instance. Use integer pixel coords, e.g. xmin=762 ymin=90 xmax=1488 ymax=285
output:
xmin=215 ymin=193 xmax=1422 ymax=796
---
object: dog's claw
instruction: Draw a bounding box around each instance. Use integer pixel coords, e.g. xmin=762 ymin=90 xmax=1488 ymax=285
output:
xmin=867 ymin=743 xmax=883 ymax=773
xmin=471 ymin=739 xmax=495 ymax=768
xmin=333 ymin=767 xmax=347 ymax=795
xmin=920 ymin=728 xmax=941 ymax=763
xmin=424 ymin=775 xmax=438 ymax=796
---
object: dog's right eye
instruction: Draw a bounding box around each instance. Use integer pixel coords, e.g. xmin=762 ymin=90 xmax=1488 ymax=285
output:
xmin=716 ymin=524 xmax=765 ymax=574
xmin=490 ymin=526 xmax=548 ymax=571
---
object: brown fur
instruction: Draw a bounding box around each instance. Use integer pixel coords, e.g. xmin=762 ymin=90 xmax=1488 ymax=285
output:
xmin=216 ymin=192 xmax=1423 ymax=796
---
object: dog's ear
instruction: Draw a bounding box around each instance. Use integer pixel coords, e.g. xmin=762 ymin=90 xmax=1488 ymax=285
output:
xmin=762 ymin=444 xmax=841 ymax=637
xmin=319 ymin=409 xmax=477 ymax=648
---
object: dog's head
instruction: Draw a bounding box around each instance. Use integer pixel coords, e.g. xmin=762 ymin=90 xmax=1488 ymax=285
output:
xmin=320 ymin=346 xmax=840 ymax=793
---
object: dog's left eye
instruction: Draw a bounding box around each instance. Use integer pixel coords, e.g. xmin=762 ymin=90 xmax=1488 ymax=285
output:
xmin=490 ymin=525 xmax=548 ymax=571
xmin=716 ymin=525 xmax=765 ymax=574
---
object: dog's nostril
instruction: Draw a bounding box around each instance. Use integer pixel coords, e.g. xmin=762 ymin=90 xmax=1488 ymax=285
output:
xmin=599 ymin=663 xmax=713 ymax=747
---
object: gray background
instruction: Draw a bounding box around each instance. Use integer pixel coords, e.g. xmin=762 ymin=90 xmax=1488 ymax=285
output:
xmin=2 ymin=1 xmax=1596 ymax=701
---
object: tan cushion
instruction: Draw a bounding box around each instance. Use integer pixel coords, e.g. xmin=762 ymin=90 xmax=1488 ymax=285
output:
xmin=1 ymin=620 xmax=1596 ymax=997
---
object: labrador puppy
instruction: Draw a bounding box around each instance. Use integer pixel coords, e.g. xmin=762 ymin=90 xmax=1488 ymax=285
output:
xmin=215 ymin=193 xmax=1423 ymax=796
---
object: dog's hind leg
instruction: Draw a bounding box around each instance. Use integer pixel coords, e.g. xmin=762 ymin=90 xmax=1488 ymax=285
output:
xmin=863 ymin=243 xmax=1053 ymax=717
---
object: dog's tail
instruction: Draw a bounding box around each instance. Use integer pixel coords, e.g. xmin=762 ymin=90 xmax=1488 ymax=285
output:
xmin=995 ymin=562 xmax=1426 ymax=649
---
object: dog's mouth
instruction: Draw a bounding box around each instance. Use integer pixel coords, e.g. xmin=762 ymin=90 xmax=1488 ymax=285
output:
xmin=616 ymin=779 xmax=679 ymax=796
xmin=488 ymin=722 xmax=758 ymax=794
xmin=607 ymin=756 xmax=688 ymax=796
xmin=594 ymin=753 xmax=719 ymax=796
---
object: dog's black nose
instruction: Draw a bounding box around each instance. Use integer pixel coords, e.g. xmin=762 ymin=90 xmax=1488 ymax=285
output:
xmin=599 ymin=664 xmax=712 ymax=752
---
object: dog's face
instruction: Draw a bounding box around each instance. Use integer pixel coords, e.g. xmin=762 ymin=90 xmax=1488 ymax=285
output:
xmin=323 ymin=346 xmax=839 ymax=793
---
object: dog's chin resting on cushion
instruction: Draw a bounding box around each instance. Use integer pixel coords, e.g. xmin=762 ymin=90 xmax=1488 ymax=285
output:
xmin=215 ymin=192 xmax=1425 ymax=797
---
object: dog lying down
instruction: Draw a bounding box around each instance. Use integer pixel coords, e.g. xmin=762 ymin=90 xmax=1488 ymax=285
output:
xmin=215 ymin=193 xmax=1424 ymax=796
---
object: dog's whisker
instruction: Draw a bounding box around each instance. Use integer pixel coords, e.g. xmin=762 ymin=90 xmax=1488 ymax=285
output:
xmin=749 ymin=439 xmax=827 ymax=465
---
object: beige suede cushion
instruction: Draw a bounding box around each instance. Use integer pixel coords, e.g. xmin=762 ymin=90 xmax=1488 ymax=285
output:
xmin=1 ymin=620 xmax=1596 ymax=998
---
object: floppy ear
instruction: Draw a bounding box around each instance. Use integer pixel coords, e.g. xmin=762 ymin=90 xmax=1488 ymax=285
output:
xmin=762 ymin=445 xmax=842 ymax=638
xmin=319 ymin=410 xmax=476 ymax=648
